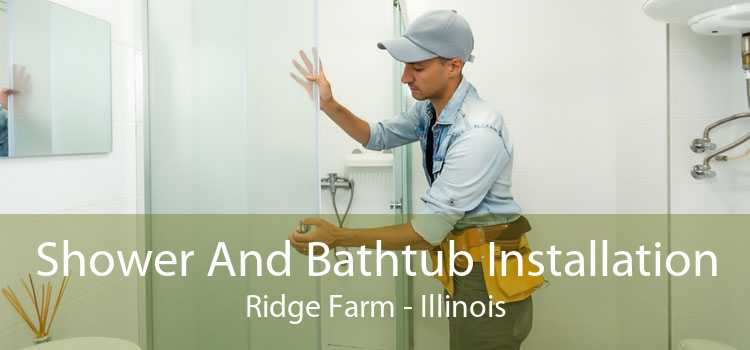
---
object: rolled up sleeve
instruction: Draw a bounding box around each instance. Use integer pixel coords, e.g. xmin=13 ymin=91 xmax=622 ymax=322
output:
xmin=411 ymin=127 xmax=511 ymax=246
xmin=364 ymin=103 xmax=423 ymax=151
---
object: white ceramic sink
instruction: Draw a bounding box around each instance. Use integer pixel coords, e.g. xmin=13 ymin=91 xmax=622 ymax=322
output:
xmin=20 ymin=337 xmax=141 ymax=350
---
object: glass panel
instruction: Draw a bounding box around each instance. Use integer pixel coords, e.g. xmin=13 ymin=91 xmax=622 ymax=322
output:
xmin=7 ymin=0 xmax=111 ymax=157
xmin=148 ymin=1 xmax=415 ymax=349
xmin=147 ymin=0 xmax=319 ymax=349
xmin=313 ymin=1 xmax=405 ymax=349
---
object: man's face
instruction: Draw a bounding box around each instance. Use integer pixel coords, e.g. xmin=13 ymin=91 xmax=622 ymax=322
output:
xmin=401 ymin=58 xmax=461 ymax=101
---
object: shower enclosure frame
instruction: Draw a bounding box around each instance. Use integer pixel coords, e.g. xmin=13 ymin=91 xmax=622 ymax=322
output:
xmin=139 ymin=0 xmax=415 ymax=349
xmin=391 ymin=5 xmax=414 ymax=350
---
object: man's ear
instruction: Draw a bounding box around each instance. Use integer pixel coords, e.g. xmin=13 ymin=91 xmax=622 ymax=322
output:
xmin=450 ymin=58 xmax=463 ymax=76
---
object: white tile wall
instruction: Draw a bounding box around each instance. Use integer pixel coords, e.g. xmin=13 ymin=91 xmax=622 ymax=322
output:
xmin=670 ymin=25 xmax=750 ymax=214
xmin=669 ymin=24 xmax=750 ymax=350
xmin=0 ymin=0 xmax=143 ymax=348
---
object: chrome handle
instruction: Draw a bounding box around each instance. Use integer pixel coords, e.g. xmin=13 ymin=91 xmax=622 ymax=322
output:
xmin=691 ymin=138 xmax=716 ymax=153
xmin=692 ymin=131 xmax=750 ymax=179
xmin=691 ymin=164 xmax=716 ymax=179
xmin=296 ymin=221 xmax=310 ymax=234
xmin=389 ymin=201 xmax=403 ymax=210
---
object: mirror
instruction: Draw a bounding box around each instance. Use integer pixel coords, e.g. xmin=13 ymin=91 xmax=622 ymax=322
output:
xmin=1 ymin=0 xmax=111 ymax=158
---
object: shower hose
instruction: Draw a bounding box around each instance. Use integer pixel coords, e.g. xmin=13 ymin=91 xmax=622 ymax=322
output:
xmin=332 ymin=182 xmax=354 ymax=228
xmin=331 ymin=180 xmax=354 ymax=260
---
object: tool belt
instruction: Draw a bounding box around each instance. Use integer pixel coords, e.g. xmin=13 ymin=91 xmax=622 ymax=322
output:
xmin=429 ymin=215 xmax=545 ymax=302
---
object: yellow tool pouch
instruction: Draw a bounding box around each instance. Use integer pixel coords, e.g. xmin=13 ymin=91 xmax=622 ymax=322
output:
xmin=429 ymin=226 xmax=545 ymax=303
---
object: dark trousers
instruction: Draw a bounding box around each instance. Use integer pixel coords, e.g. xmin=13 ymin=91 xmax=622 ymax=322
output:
xmin=448 ymin=263 xmax=534 ymax=350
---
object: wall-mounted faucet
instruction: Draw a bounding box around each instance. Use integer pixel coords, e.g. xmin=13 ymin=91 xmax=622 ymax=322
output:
xmin=691 ymin=132 xmax=750 ymax=179
xmin=320 ymin=173 xmax=354 ymax=227
xmin=691 ymin=112 xmax=750 ymax=153
xmin=689 ymin=33 xmax=750 ymax=180
xmin=641 ymin=3 xmax=750 ymax=180
xmin=319 ymin=172 xmax=355 ymax=261
xmin=690 ymin=112 xmax=750 ymax=179
xmin=321 ymin=172 xmax=353 ymax=195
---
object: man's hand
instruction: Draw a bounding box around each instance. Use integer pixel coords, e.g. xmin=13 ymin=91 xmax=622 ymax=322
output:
xmin=1 ymin=65 xmax=31 ymax=108
xmin=290 ymin=49 xmax=335 ymax=110
xmin=289 ymin=49 xmax=372 ymax=145
xmin=288 ymin=217 xmax=340 ymax=256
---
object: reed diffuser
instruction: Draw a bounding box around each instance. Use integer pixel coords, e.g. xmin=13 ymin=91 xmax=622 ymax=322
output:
xmin=2 ymin=274 xmax=70 ymax=344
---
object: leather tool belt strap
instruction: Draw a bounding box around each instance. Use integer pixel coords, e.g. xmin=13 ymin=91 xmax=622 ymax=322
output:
xmin=429 ymin=215 xmax=545 ymax=302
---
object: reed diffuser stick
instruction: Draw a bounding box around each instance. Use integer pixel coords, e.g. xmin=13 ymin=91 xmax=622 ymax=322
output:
xmin=46 ymin=276 xmax=69 ymax=335
xmin=2 ymin=275 xmax=71 ymax=339
xmin=44 ymin=283 xmax=52 ymax=333
xmin=28 ymin=275 xmax=41 ymax=326
xmin=39 ymin=283 xmax=48 ymax=336
xmin=19 ymin=278 xmax=41 ymax=326
xmin=2 ymin=287 xmax=38 ymax=335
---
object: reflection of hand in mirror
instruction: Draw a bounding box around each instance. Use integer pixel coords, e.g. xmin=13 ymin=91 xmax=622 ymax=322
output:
xmin=11 ymin=64 xmax=31 ymax=96
xmin=8 ymin=65 xmax=31 ymax=114
xmin=289 ymin=48 xmax=334 ymax=109
xmin=0 ymin=65 xmax=31 ymax=109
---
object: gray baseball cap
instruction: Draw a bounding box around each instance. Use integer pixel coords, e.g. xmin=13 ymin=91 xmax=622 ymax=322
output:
xmin=377 ymin=9 xmax=475 ymax=64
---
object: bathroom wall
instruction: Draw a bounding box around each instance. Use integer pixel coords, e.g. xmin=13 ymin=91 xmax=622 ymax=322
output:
xmin=0 ymin=0 xmax=144 ymax=348
xmin=668 ymin=25 xmax=750 ymax=350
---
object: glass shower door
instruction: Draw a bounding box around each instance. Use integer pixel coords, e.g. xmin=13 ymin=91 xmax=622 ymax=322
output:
xmin=146 ymin=0 xmax=320 ymax=349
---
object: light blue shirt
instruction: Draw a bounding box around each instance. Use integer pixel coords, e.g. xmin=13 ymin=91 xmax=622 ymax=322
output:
xmin=365 ymin=78 xmax=522 ymax=246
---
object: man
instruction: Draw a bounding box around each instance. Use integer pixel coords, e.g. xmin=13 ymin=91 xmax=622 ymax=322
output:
xmin=1 ymin=88 xmax=12 ymax=157
xmin=290 ymin=10 xmax=533 ymax=350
